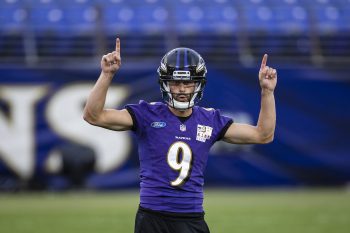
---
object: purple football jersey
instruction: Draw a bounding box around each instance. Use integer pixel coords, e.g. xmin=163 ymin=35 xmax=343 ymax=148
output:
xmin=126 ymin=100 xmax=233 ymax=213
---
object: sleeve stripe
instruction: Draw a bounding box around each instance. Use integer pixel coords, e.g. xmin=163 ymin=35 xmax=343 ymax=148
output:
xmin=125 ymin=106 xmax=138 ymax=131
xmin=217 ymin=119 xmax=233 ymax=141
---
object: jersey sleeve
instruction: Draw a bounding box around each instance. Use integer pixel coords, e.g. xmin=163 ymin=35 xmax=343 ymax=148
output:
xmin=213 ymin=109 xmax=233 ymax=142
xmin=124 ymin=100 xmax=148 ymax=136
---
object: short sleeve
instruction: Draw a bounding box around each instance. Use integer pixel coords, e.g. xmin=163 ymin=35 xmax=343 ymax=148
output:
xmin=125 ymin=100 xmax=148 ymax=136
xmin=213 ymin=109 xmax=233 ymax=142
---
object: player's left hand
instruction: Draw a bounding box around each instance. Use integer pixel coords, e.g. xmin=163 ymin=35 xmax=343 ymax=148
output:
xmin=259 ymin=54 xmax=277 ymax=92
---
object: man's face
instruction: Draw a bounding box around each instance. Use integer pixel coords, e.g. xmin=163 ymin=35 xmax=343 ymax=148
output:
xmin=168 ymin=81 xmax=196 ymax=102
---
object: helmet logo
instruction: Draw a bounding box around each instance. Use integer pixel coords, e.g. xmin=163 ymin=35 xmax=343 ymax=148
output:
xmin=160 ymin=62 xmax=167 ymax=73
xmin=173 ymin=70 xmax=190 ymax=80
xmin=196 ymin=62 xmax=205 ymax=73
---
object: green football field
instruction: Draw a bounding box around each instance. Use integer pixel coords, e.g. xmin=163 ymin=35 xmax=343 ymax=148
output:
xmin=0 ymin=189 xmax=349 ymax=233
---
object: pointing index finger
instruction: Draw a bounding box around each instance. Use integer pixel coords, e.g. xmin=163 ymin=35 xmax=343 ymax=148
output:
xmin=115 ymin=37 xmax=120 ymax=54
xmin=260 ymin=54 xmax=268 ymax=70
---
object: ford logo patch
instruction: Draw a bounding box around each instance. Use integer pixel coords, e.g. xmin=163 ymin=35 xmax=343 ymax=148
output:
xmin=151 ymin=121 xmax=166 ymax=128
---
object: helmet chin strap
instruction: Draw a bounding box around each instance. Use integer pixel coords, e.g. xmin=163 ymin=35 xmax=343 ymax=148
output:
xmin=171 ymin=98 xmax=195 ymax=110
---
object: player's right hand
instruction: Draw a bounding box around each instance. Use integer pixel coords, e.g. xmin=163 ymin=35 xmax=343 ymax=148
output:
xmin=101 ymin=38 xmax=121 ymax=74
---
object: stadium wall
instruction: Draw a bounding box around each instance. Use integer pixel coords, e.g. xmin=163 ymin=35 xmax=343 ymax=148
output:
xmin=0 ymin=66 xmax=349 ymax=190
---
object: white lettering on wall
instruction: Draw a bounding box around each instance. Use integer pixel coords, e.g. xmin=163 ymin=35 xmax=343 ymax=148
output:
xmin=46 ymin=83 xmax=131 ymax=173
xmin=0 ymin=85 xmax=47 ymax=179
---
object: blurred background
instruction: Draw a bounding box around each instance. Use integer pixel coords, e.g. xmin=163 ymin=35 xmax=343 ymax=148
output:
xmin=1 ymin=0 xmax=349 ymax=191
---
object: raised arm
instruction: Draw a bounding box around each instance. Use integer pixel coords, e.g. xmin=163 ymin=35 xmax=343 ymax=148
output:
xmin=83 ymin=38 xmax=133 ymax=131
xmin=223 ymin=54 xmax=277 ymax=144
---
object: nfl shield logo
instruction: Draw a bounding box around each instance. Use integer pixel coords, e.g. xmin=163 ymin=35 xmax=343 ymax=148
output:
xmin=180 ymin=124 xmax=186 ymax=132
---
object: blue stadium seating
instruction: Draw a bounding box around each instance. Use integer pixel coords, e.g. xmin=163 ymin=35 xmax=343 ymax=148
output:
xmin=312 ymin=6 xmax=350 ymax=33
xmin=0 ymin=5 xmax=28 ymax=31
xmin=1 ymin=0 xmax=349 ymax=34
xmin=30 ymin=4 xmax=67 ymax=32
xmin=0 ymin=0 xmax=349 ymax=65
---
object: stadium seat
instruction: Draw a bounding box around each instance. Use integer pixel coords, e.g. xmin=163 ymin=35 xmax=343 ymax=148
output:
xmin=0 ymin=5 xmax=28 ymax=31
xmin=241 ymin=5 xmax=275 ymax=32
xmin=312 ymin=6 xmax=350 ymax=33
xmin=102 ymin=2 xmax=135 ymax=34
xmin=30 ymin=4 xmax=67 ymax=32
xmin=64 ymin=6 xmax=99 ymax=33
xmin=203 ymin=5 xmax=240 ymax=33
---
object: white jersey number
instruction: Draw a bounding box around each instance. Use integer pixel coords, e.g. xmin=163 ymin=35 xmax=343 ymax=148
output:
xmin=167 ymin=141 xmax=192 ymax=187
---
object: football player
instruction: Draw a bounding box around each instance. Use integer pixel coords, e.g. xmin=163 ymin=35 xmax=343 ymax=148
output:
xmin=83 ymin=38 xmax=277 ymax=233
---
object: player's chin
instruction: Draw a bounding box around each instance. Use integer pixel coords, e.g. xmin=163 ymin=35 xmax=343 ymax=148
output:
xmin=174 ymin=94 xmax=191 ymax=102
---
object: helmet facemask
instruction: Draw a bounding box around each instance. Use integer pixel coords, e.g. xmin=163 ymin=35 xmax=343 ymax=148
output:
xmin=159 ymin=78 xmax=205 ymax=111
xmin=157 ymin=48 xmax=207 ymax=110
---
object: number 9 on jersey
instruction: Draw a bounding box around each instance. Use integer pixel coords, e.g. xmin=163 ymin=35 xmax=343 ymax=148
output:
xmin=167 ymin=141 xmax=193 ymax=187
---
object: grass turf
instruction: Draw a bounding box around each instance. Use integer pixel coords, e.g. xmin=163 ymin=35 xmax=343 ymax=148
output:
xmin=0 ymin=189 xmax=349 ymax=233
